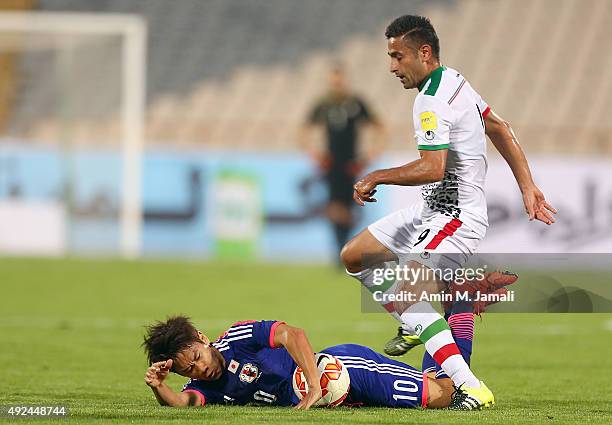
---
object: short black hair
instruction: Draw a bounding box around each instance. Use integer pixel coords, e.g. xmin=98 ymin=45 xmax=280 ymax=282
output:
xmin=142 ymin=316 xmax=200 ymax=369
xmin=385 ymin=15 xmax=440 ymax=60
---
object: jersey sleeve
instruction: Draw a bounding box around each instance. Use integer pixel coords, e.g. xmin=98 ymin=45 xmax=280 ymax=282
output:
xmin=413 ymin=95 xmax=454 ymax=151
xmin=475 ymin=92 xmax=491 ymax=120
xmin=250 ymin=320 xmax=286 ymax=349
xmin=218 ymin=320 xmax=286 ymax=352
xmin=181 ymin=380 xmax=224 ymax=406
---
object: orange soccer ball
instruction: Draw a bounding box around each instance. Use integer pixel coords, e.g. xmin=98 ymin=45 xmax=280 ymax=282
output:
xmin=292 ymin=353 xmax=350 ymax=407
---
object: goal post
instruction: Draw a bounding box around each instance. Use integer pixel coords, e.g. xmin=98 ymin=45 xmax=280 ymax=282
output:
xmin=0 ymin=11 xmax=146 ymax=258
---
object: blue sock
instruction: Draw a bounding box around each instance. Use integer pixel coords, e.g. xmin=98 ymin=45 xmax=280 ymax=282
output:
xmin=448 ymin=301 xmax=474 ymax=365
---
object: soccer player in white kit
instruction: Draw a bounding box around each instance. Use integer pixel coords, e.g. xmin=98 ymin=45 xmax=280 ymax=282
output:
xmin=341 ymin=15 xmax=557 ymax=410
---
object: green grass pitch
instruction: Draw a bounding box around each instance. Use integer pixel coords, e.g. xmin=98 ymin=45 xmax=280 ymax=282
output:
xmin=1 ymin=258 xmax=611 ymax=424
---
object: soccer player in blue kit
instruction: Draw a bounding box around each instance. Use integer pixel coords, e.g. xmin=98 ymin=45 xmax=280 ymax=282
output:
xmin=143 ymin=316 xmax=464 ymax=410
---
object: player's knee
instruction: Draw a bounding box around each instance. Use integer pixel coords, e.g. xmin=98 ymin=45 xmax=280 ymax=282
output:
xmin=340 ymin=239 xmax=361 ymax=273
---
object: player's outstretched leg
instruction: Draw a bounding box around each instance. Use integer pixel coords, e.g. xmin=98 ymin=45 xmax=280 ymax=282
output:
xmin=342 ymin=229 xmax=494 ymax=409
xmin=422 ymin=303 xmax=472 ymax=379
xmin=393 ymin=262 xmax=494 ymax=410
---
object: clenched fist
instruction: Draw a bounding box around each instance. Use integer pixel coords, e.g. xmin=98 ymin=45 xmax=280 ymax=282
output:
xmin=353 ymin=173 xmax=378 ymax=206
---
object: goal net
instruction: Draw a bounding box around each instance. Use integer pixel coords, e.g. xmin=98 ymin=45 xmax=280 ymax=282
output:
xmin=0 ymin=12 xmax=146 ymax=257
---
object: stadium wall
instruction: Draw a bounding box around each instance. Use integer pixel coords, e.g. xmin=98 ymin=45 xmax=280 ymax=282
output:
xmin=1 ymin=146 xmax=611 ymax=259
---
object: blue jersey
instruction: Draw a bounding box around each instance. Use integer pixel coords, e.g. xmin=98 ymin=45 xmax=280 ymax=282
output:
xmin=182 ymin=321 xmax=426 ymax=408
xmin=321 ymin=344 xmax=426 ymax=408
xmin=182 ymin=320 xmax=299 ymax=406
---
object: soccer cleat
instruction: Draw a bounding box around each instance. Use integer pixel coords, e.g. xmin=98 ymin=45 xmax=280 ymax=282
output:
xmin=443 ymin=271 xmax=519 ymax=315
xmin=383 ymin=327 xmax=423 ymax=356
xmin=448 ymin=381 xmax=495 ymax=410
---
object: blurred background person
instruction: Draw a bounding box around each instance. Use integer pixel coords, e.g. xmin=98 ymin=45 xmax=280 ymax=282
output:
xmin=299 ymin=65 xmax=387 ymax=262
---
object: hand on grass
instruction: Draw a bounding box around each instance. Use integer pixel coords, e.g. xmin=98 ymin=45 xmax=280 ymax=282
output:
xmin=294 ymin=385 xmax=322 ymax=410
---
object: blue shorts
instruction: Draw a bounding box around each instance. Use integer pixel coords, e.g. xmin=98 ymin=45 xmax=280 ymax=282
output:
xmin=321 ymin=344 xmax=426 ymax=408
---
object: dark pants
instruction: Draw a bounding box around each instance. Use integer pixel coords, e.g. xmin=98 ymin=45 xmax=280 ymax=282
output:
xmin=325 ymin=164 xmax=358 ymax=262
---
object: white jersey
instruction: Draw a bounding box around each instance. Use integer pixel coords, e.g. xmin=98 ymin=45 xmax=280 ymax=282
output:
xmin=412 ymin=65 xmax=489 ymax=237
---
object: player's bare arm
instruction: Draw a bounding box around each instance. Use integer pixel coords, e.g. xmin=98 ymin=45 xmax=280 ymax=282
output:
xmin=273 ymin=323 xmax=322 ymax=410
xmin=144 ymin=360 xmax=200 ymax=407
xmin=352 ymin=149 xmax=447 ymax=206
xmin=484 ymin=110 xmax=557 ymax=225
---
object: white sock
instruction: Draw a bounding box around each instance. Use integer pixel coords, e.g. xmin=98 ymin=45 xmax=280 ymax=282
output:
xmin=346 ymin=264 xmax=401 ymax=321
xmin=401 ymin=301 xmax=480 ymax=388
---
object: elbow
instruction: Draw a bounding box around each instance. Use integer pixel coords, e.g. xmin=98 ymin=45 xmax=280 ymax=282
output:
xmin=487 ymin=119 xmax=512 ymax=140
xmin=431 ymin=167 xmax=445 ymax=182
xmin=423 ymin=165 xmax=445 ymax=183
xmin=288 ymin=327 xmax=308 ymax=346
xmin=290 ymin=327 xmax=307 ymax=340
xmin=277 ymin=325 xmax=307 ymax=348
xmin=414 ymin=154 xmax=447 ymax=184
xmin=498 ymin=120 xmax=514 ymax=139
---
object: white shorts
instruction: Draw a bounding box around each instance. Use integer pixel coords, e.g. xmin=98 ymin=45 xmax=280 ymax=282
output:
xmin=368 ymin=203 xmax=483 ymax=272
